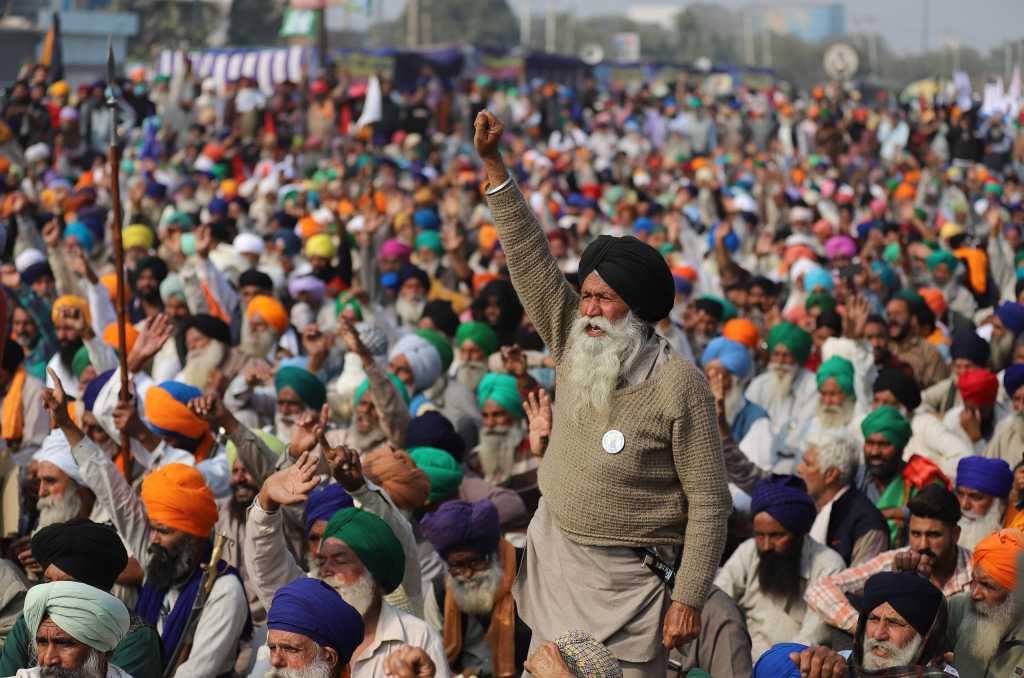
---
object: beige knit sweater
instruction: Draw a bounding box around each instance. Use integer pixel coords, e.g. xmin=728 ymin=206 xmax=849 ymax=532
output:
xmin=485 ymin=181 xmax=730 ymax=607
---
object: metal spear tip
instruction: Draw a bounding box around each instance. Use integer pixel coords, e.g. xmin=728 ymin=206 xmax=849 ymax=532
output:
xmin=106 ymin=36 xmax=115 ymax=83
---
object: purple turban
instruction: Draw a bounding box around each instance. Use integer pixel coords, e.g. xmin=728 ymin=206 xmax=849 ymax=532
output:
xmin=750 ymin=475 xmax=817 ymax=535
xmin=824 ymin=235 xmax=856 ymax=260
xmin=268 ymin=578 xmax=363 ymax=662
xmin=420 ymin=499 xmax=500 ymax=558
xmin=1005 ymin=364 xmax=1024 ymax=398
xmin=957 ymin=456 xmax=1013 ymax=498
xmin=288 ymin=275 xmax=326 ymax=302
xmin=303 ymin=484 xmax=353 ymax=534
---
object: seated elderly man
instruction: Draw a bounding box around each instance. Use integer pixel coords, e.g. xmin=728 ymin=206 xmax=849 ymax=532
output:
xmin=420 ymin=500 xmax=529 ymax=677
xmin=920 ymin=329 xmax=991 ymax=416
xmin=453 ymin=321 xmax=498 ymax=392
xmin=745 ymin=322 xmax=818 ymax=465
xmin=787 ymin=571 xmax=954 ymax=677
xmin=471 ymin=373 xmax=538 ymax=510
xmin=942 ymin=368 xmax=1002 ymax=455
xmin=241 ymin=294 xmax=291 ymax=360
xmin=956 ymin=456 xmax=1013 ymax=550
xmin=799 ymin=356 xmax=860 ymax=448
xmin=32 ymin=431 xmax=95 ymax=531
xmin=987 ymin=364 xmax=1024 ymax=465
xmin=388 ymin=334 xmax=443 ymax=414
xmin=702 ymin=337 xmax=772 ymax=475
xmin=714 ymin=475 xmax=844 ymax=660
xmin=265 ymin=578 xmax=363 ymax=678
xmin=15 ymin=580 xmax=131 ymax=678
xmin=0 ymin=520 xmax=160 ymax=678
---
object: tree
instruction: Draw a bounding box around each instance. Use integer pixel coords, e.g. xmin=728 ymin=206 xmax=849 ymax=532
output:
xmin=228 ymin=0 xmax=285 ymax=48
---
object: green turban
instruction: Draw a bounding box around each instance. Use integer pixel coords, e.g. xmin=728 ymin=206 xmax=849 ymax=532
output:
xmin=24 ymin=581 xmax=130 ymax=653
xmin=860 ymin=406 xmax=912 ymax=450
xmin=701 ymin=294 xmax=738 ymax=321
xmin=926 ymin=250 xmax=959 ymax=273
xmin=354 ymin=373 xmax=410 ymax=407
xmin=335 ymin=296 xmax=363 ymax=320
xmin=816 ymin=356 xmax=854 ymax=396
xmin=71 ymin=346 xmax=91 ymax=379
xmin=896 ymin=288 xmax=925 ymax=307
xmin=323 ymin=508 xmax=405 ymax=594
xmin=767 ymin=322 xmax=812 ymax=365
xmin=274 ymin=366 xmax=327 ymax=411
xmin=805 ymin=292 xmax=837 ymax=314
xmin=227 ymin=428 xmax=285 ymax=473
xmin=415 ymin=231 xmax=444 ymax=256
xmin=455 ymin=321 xmax=498 ymax=357
xmin=410 ymin=446 xmax=464 ymax=504
xmin=477 ymin=373 xmax=524 ymax=419
xmin=415 ymin=328 xmax=453 ymax=372
xmin=883 ymin=242 xmax=901 ymax=264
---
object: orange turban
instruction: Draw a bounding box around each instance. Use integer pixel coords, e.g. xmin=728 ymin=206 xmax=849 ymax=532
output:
xmin=362 ymin=447 xmax=431 ymax=511
xmin=672 ymin=265 xmax=698 ymax=282
xmin=472 ymin=273 xmax=501 ymax=296
xmin=51 ymin=296 xmax=91 ymax=326
xmin=143 ymin=383 xmax=210 ymax=442
xmin=99 ymin=273 xmax=119 ymax=302
xmin=972 ymin=528 xmax=1024 ymax=590
xmin=246 ymin=295 xmax=289 ymax=333
xmin=918 ymin=288 xmax=947 ymax=317
xmin=478 ymin=225 xmax=498 ymax=252
xmin=297 ymin=216 xmax=326 ymax=239
xmin=140 ymin=464 xmax=218 ymax=537
xmin=893 ymin=183 xmax=915 ymax=201
xmin=954 ymin=247 xmax=988 ymax=295
xmin=102 ymin=322 xmax=139 ymax=356
xmin=220 ymin=179 xmax=238 ymax=198
xmin=723 ymin=318 xmax=759 ymax=349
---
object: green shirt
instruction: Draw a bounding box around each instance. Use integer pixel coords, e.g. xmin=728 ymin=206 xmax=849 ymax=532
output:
xmin=945 ymin=593 xmax=1024 ymax=678
xmin=0 ymin=612 xmax=162 ymax=678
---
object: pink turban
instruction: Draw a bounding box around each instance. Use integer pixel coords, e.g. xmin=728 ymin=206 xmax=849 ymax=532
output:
xmin=825 ymin=235 xmax=857 ymax=260
xmin=379 ymin=238 xmax=412 ymax=264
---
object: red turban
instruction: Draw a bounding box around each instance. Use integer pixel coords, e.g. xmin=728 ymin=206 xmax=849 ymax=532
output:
xmin=959 ymin=368 xmax=999 ymax=409
xmin=973 ymin=528 xmax=1024 ymax=590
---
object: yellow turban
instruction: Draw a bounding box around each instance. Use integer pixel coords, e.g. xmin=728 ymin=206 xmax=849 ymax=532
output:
xmin=48 ymin=81 xmax=69 ymax=98
xmin=140 ymin=464 xmax=218 ymax=537
xmin=122 ymin=224 xmax=155 ymax=250
xmin=305 ymin=233 xmax=336 ymax=259
xmin=51 ymin=296 xmax=91 ymax=326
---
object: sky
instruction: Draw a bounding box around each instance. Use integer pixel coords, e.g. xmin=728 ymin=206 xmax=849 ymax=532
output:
xmin=367 ymin=0 xmax=1024 ymax=56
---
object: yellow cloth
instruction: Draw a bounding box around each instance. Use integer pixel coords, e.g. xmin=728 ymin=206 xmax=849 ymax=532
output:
xmin=140 ymin=464 xmax=218 ymax=537
xmin=51 ymin=296 xmax=91 ymax=326
xmin=305 ymin=233 xmax=336 ymax=259
xmin=122 ymin=224 xmax=154 ymax=250
xmin=1 ymin=367 xmax=26 ymax=442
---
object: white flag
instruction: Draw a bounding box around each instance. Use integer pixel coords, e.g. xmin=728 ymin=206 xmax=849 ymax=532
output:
xmin=355 ymin=76 xmax=382 ymax=131
xmin=953 ymin=71 xmax=972 ymax=111
xmin=1010 ymin=64 xmax=1021 ymax=117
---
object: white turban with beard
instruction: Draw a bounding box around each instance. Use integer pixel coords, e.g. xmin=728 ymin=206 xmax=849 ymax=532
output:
xmin=561 ymin=313 xmax=646 ymax=419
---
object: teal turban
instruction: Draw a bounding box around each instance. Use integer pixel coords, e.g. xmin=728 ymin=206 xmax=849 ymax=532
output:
xmin=767 ymin=322 xmax=813 ymax=365
xmin=354 ymin=373 xmax=410 ymax=406
xmin=323 ymin=508 xmax=405 ymax=594
xmin=415 ymin=231 xmax=444 ymax=256
xmin=455 ymin=321 xmax=499 ymax=357
xmin=415 ymin=328 xmax=454 ymax=372
xmin=477 ymin=373 xmax=524 ymax=419
xmin=410 ymin=446 xmax=464 ymax=504
xmin=816 ymin=356 xmax=854 ymax=396
xmin=861 ymin=406 xmax=913 ymax=450
xmin=274 ymin=366 xmax=327 ymax=411
xmin=927 ymin=249 xmax=960 ymax=272
xmin=24 ymin=580 xmax=130 ymax=652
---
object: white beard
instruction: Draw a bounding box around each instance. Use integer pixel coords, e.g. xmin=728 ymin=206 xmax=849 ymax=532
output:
xmin=264 ymin=653 xmax=332 ymax=678
xmin=275 ymin=412 xmax=297 ymax=444
xmin=179 ymin=341 xmax=227 ymax=389
xmin=395 ymin=296 xmax=426 ymax=325
xmin=816 ymin=398 xmax=856 ymax=430
xmin=477 ymin=423 xmax=524 ymax=486
xmin=561 ymin=312 xmax=645 ymax=420
xmin=453 ymin=360 xmax=488 ymax=392
xmin=723 ymin=382 xmax=746 ymax=424
xmin=240 ymin=320 xmax=279 ymax=359
xmin=767 ymin=364 xmax=799 ymax=401
xmin=861 ymin=633 xmax=924 ymax=671
xmin=962 ymin=594 xmax=1020 ymax=663
xmin=321 ymin=571 xmax=378 ymax=617
xmin=37 ymin=646 xmax=105 ymax=678
xmin=1012 ymin=412 xmax=1024 ymax=441
xmin=420 ymin=258 xmax=441 ymax=278
xmin=959 ymin=500 xmax=1006 ymax=551
xmin=35 ymin=490 xmax=83 ymax=533
xmin=449 ymin=558 xmax=503 ymax=616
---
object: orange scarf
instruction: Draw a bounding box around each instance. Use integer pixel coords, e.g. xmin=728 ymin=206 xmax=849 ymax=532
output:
xmin=1 ymin=366 xmax=26 ymax=442
xmin=443 ymin=539 xmax=517 ymax=678
xmin=953 ymin=247 xmax=988 ymax=295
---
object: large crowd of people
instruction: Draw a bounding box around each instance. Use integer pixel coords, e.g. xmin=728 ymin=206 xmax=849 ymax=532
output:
xmin=0 ymin=54 xmax=1022 ymax=678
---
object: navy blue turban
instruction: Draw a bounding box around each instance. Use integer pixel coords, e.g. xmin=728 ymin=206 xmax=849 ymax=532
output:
xmin=577 ymin=235 xmax=674 ymax=322
xmin=957 ymin=456 xmax=1013 ymax=498
xmin=1005 ymin=364 xmax=1024 ymax=398
xmin=951 ymin=330 xmax=990 ymax=367
xmin=303 ymin=484 xmax=353 ymax=534
xmin=267 ymin=578 xmax=363 ymax=662
xmin=83 ymin=369 xmax=115 ymax=412
xmin=861 ymin=572 xmax=944 ymax=637
xmin=750 ymin=474 xmax=817 ymax=535
xmin=420 ymin=499 xmax=500 ymax=559
xmin=405 ymin=411 xmax=465 ymax=463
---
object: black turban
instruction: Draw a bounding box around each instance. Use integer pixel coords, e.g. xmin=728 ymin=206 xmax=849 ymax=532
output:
xmin=183 ymin=313 xmax=232 ymax=346
xmin=21 ymin=261 xmax=53 ymax=286
xmin=397 ymin=263 xmax=430 ymax=292
xmin=135 ymin=256 xmax=168 ymax=283
xmin=422 ymin=300 xmax=459 ymax=338
xmin=31 ymin=519 xmax=128 ymax=591
xmin=239 ymin=269 xmax=274 ymax=291
xmin=578 ymin=235 xmax=674 ymax=322
xmin=951 ymin=329 xmax=990 ymax=367
xmin=406 ymin=411 xmax=465 ymax=462
xmin=861 ymin=571 xmax=944 ymax=637
xmin=873 ymin=368 xmax=921 ymax=411
xmin=694 ymin=297 xmax=724 ymax=321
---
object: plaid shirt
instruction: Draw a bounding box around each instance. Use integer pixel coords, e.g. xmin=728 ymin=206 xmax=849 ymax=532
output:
xmin=804 ymin=546 xmax=973 ymax=632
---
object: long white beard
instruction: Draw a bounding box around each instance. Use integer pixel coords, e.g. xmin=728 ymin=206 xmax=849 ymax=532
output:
xmin=35 ymin=490 xmax=83 ymax=533
xmin=275 ymin=412 xmax=297 ymax=444
xmin=963 ymin=594 xmax=1020 ymax=663
xmin=264 ymin=652 xmax=332 ymax=678
xmin=562 ymin=313 xmax=645 ymax=419
xmin=322 ymin=571 xmax=377 ymax=617
xmin=241 ymin=320 xmax=279 ymax=359
xmin=959 ymin=500 xmax=1007 ymax=550
xmin=723 ymin=382 xmax=746 ymax=424
xmin=179 ymin=341 xmax=227 ymax=389
xmin=453 ymin=360 xmax=489 ymax=392
xmin=768 ymin=364 xmax=799 ymax=401
xmin=449 ymin=558 xmax=503 ymax=616
xmin=478 ymin=423 xmax=524 ymax=486
xmin=861 ymin=633 xmax=924 ymax=671
xmin=420 ymin=258 xmax=441 ymax=278
xmin=1012 ymin=412 xmax=1024 ymax=441
xmin=816 ymin=398 xmax=856 ymax=429
xmin=38 ymin=647 xmax=105 ymax=678
xmin=395 ymin=296 xmax=426 ymax=325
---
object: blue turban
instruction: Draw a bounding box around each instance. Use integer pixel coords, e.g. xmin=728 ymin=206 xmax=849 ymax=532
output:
xmin=303 ymin=484 xmax=354 ymax=534
xmin=414 ymin=208 xmax=441 ymax=231
xmin=871 ymin=260 xmax=898 ymax=289
xmin=420 ymin=500 xmax=500 ymax=559
xmin=803 ymin=266 xmax=834 ymax=294
xmin=267 ymin=578 xmax=363 ymax=662
xmin=701 ymin=337 xmax=752 ymax=379
xmin=272 ymin=228 xmax=303 ymax=257
xmin=64 ymin=221 xmax=96 ymax=254
xmin=951 ymin=329 xmax=991 ymax=366
xmin=750 ymin=475 xmax=817 ymax=535
xmin=997 ymin=302 xmax=1024 ymax=336
xmin=83 ymin=368 xmax=115 ymax=412
xmin=1005 ymin=363 xmax=1024 ymax=398
xmin=957 ymin=456 xmax=1013 ymax=498
xmin=707 ymin=222 xmax=740 ymax=253
xmin=208 ymin=197 xmax=228 ymax=216
xmin=754 ymin=643 xmax=807 ymax=678
xmin=144 ymin=179 xmax=167 ymax=200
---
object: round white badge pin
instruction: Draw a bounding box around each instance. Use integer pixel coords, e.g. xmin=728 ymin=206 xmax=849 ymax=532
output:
xmin=602 ymin=429 xmax=625 ymax=455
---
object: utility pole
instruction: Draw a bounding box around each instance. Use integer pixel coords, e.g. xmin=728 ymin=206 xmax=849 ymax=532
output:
xmin=422 ymin=0 xmax=431 ymax=46
xmin=406 ymin=0 xmax=418 ymax=47
xmin=545 ymin=0 xmax=556 ymax=54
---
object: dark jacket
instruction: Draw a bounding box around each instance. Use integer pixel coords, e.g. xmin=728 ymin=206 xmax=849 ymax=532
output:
xmin=827 ymin=487 xmax=891 ymax=565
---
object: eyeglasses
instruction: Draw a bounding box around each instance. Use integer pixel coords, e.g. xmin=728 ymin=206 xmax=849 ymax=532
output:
xmin=448 ymin=556 xmax=490 ymax=578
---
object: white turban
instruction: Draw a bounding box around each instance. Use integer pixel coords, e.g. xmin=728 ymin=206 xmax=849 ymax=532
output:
xmin=25 ymin=143 xmax=50 ymax=164
xmin=388 ymin=334 xmax=441 ymax=392
xmin=233 ymin=232 xmax=265 ymax=256
xmin=24 ymin=581 xmax=130 ymax=652
xmin=33 ymin=430 xmax=85 ymax=487
xmin=15 ymin=248 xmax=46 ymax=273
